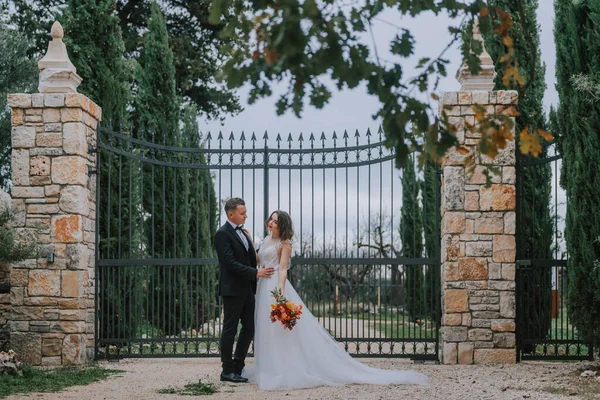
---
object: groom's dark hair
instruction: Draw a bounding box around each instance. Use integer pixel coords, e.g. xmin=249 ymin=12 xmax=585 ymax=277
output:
xmin=224 ymin=197 xmax=245 ymax=214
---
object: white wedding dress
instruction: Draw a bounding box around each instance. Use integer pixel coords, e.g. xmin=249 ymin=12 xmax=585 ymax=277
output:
xmin=243 ymin=236 xmax=428 ymax=391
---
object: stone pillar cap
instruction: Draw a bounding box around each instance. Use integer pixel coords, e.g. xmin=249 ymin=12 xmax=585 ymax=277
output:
xmin=38 ymin=21 xmax=82 ymax=94
xmin=457 ymin=20 xmax=497 ymax=91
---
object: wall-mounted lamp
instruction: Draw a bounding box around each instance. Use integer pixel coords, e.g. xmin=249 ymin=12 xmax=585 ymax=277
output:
xmin=47 ymin=251 xmax=55 ymax=263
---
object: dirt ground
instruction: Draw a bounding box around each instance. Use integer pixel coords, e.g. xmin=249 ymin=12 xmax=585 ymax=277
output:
xmin=7 ymin=358 xmax=600 ymax=400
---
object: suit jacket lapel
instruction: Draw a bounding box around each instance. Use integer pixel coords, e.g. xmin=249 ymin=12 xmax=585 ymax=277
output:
xmin=226 ymin=222 xmax=248 ymax=251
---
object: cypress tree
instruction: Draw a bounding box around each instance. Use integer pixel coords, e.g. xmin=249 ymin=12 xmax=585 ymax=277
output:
xmin=484 ymin=1 xmax=553 ymax=350
xmin=400 ymin=156 xmax=425 ymax=321
xmin=554 ymin=0 xmax=600 ymax=347
xmin=0 ymin=24 xmax=36 ymax=190
xmin=61 ymin=0 xmax=131 ymax=122
xmin=422 ymin=162 xmax=439 ymax=322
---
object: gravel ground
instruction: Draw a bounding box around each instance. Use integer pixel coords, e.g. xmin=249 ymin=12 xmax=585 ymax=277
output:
xmin=7 ymin=358 xmax=599 ymax=400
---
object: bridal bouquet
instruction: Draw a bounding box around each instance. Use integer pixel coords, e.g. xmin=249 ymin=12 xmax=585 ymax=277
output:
xmin=270 ymin=288 xmax=303 ymax=330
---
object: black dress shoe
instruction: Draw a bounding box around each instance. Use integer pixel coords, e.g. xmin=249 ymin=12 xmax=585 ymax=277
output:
xmin=220 ymin=372 xmax=248 ymax=383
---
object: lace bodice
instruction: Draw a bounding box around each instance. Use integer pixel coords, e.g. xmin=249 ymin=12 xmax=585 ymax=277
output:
xmin=258 ymin=237 xmax=291 ymax=271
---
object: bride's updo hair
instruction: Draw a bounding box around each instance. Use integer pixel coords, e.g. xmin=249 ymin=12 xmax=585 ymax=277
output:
xmin=266 ymin=210 xmax=294 ymax=241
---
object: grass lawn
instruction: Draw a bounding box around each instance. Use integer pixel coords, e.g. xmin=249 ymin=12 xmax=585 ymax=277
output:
xmin=0 ymin=365 xmax=122 ymax=398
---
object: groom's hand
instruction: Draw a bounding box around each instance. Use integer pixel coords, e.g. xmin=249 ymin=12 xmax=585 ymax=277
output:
xmin=257 ymin=267 xmax=275 ymax=278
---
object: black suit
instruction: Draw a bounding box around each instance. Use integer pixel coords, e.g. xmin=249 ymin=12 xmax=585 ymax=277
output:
xmin=214 ymin=222 xmax=257 ymax=375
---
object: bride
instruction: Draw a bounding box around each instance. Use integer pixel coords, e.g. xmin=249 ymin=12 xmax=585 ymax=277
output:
xmin=242 ymin=210 xmax=428 ymax=390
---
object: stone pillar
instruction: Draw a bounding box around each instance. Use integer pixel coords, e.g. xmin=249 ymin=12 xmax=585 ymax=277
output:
xmin=8 ymin=22 xmax=100 ymax=366
xmin=439 ymin=22 xmax=518 ymax=365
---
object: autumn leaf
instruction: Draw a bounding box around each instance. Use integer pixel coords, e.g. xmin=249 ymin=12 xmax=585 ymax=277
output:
xmin=480 ymin=7 xmax=490 ymax=17
xmin=265 ymin=47 xmax=279 ymax=65
xmin=519 ymin=128 xmax=542 ymax=157
xmin=538 ymin=129 xmax=554 ymax=142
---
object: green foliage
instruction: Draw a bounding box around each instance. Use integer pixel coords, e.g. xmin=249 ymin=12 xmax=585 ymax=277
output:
xmin=0 ymin=366 xmax=121 ymax=397
xmin=554 ymin=0 xmax=600 ymax=347
xmin=0 ymin=23 xmax=36 ymax=190
xmin=484 ymin=0 xmax=553 ymax=347
xmin=60 ymin=0 xmax=131 ymax=122
xmin=157 ymin=380 xmax=217 ymax=396
xmin=0 ymin=209 xmax=38 ymax=262
xmin=422 ymin=162 xmax=439 ymax=322
xmin=214 ymin=0 xmax=524 ymax=167
xmin=400 ymin=156 xmax=424 ymax=321
xmin=4 ymin=0 xmax=240 ymax=121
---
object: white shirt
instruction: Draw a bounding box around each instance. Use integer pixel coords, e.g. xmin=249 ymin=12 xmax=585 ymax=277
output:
xmin=227 ymin=220 xmax=249 ymax=250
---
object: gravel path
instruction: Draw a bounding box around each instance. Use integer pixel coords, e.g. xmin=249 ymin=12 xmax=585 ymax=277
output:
xmin=7 ymin=358 xmax=598 ymax=400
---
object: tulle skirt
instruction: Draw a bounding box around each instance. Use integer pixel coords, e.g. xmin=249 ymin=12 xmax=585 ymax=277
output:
xmin=243 ymin=277 xmax=428 ymax=391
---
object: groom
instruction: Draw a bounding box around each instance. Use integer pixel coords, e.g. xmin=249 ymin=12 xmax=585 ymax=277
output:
xmin=214 ymin=197 xmax=274 ymax=383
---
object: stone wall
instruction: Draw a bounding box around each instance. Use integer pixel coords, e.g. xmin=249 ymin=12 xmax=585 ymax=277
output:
xmin=440 ymin=90 xmax=518 ymax=364
xmin=1 ymin=190 xmax=12 ymax=351
xmin=8 ymin=93 xmax=100 ymax=365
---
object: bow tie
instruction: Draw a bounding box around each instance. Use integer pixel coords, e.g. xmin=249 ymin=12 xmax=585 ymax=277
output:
xmin=235 ymin=225 xmax=244 ymax=231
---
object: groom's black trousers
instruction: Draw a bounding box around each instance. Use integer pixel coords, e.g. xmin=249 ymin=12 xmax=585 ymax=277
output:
xmin=220 ymin=290 xmax=255 ymax=374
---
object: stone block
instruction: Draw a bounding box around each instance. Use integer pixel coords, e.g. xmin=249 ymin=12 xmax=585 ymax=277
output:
xmin=7 ymin=93 xmax=32 ymax=108
xmin=445 ymin=289 xmax=469 ymax=312
xmin=500 ymin=291 xmax=515 ymax=318
xmin=480 ymin=184 xmax=516 ymax=211
xmin=501 ymin=263 xmax=515 ymax=280
xmin=37 ymin=132 xmax=63 ymax=147
xmin=42 ymin=337 xmax=62 ymax=357
xmin=442 ymin=326 xmax=468 ymax=342
xmin=42 ymin=356 xmax=62 ymax=366
xmin=59 ymin=186 xmax=89 ymax=215
xmin=45 ymin=185 xmax=61 ymax=197
xmin=471 ymin=91 xmax=489 ymax=104
xmin=65 ymin=93 xmax=89 ymax=109
xmin=443 ymin=313 xmax=462 ymax=326
xmin=61 ymin=108 xmax=83 ymax=122
xmin=480 ymin=139 xmax=516 ymax=166
xmin=51 ymin=215 xmax=83 ymax=243
xmin=45 ymin=94 xmax=65 ymax=107
xmin=465 ymin=241 xmax=492 ymax=257
xmin=473 ymin=348 xmax=516 ymax=364
xmin=443 ymin=166 xmax=464 ymax=210
xmin=491 ymin=319 xmax=515 ymax=332
xmin=458 ymin=258 xmax=488 ymax=280
xmin=12 ymin=126 xmax=36 ymax=150
xmin=458 ymin=342 xmax=474 ymax=364
xmin=496 ymin=90 xmax=519 ymax=105
xmin=53 ymin=321 xmax=86 ymax=334
xmin=464 ymin=192 xmax=479 ymax=211
xmin=474 ymin=216 xmax=504 ymax=234
xmin=493 ymin=235 xmax=516 ymax=262
xmin=59 ymin=309 xmax=87 ymax=320
xmin=66 ymin=243 xmax=90 ymax=270
xmin=28 ymin=269 xmax=60 ymax=296
xmin=43 ymin=108 xmax=61 ymax=123
xmin=51 ymin=156 xmax=87 ymax=185
xmin=10 ymin=332 xmax=42 ymax=365
xmin=62 ymin=334 xmax=86 ymax=365
xmin=504 ymin=212 xmax=516 ymax=235
xmin=63 ymin=122 xmax=87 ymax=156
xmin=458 ymin=91 xmax=472 ymax=105
xmin=488 ymin=263 xmax=502 ymax=280
xmin=27 ymin=204 xmax=59 ymax=214
xmin=468 ymin=328 xmax=493 ymax=341
xmin=11 ymin=149 xmax=30 ymax=186
xmin=61 ymin=270 xmax=87 ymax=297
xmin=502 ymin=166 xmax=516 ymax=184
xmin=443 ymin=212 xmax=465 ymax=234
xmin=443 ymin=262 xmax=459 ymax=282
xmin=30 ymin=156 xmax=51 ymax=176
xmin=30 ymin=176 xmax=52 ymax=185
xmin=443 ymin=342 xmax=457 ymax=365
xmin=441 ymin=92 xmax=458 ymax=105
xmin=11 ymin=108 xmax=24 ymax=125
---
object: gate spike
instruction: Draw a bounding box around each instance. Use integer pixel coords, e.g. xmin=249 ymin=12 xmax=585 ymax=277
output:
xmin=378 ymin=125 xmax=384 ymax=139
xmin=343 ymin=130 xmax=349 ymax=139
xmin=298 ymin=133 xmax=304 ymax=142
xmin=276 ymin=133 xmax=282 ymax=142
xmin=228 ymin=131 xmax=235 ymax=141
xmin=332 ymin=131 xmax=338 ymax=140
xmin=240 ymin=131 xmax=246 ymax=141
xmin=309 ymin=133 xmax=315 ymax=141
xmin=287 ymin=133 xmax=293 ymax=142
xmin=366 ymin=128 xmax=372 ymax=137
xmin=251 ymin=132 xmax=257 ymax=142
xmin=206 ymin=131 xmax=213 ymax=140
xmin=320 ymin=132 xmax=326 ymax=141
xmin=217 ymin=131 xmax=223 ymax=140
xmin=263 ymin=130 xmax=269 ymax=140
xmin=354 ymin=129 xmax=360 ymax=138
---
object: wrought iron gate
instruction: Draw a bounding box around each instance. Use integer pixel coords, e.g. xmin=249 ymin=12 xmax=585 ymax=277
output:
xmin=516 ymin=144 xmax=593 ymax=361
xmin=95 ymin=125 xmax=441 ymax=360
